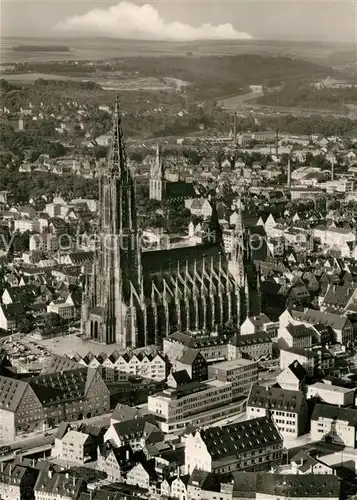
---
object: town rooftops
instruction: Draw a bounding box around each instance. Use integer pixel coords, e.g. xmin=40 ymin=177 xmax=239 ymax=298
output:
xmin=111 ymin=418 xmax=164 ymax=444
xmin=322 ymin=284 xmax=356 ymax=310
xmin=248 ymin=385 xmax=306 ymax=413
xmin=0 ymin=376 xmax=29 ymax=412
xmin=255 ymin=473 xmax=340 ymax=498
xmin=28 ymin=367 xmax=107 ymax=405
xmin=292 ymin=308 xmax=348 ymax=330
xmin=199 ymin=416 xmax=281 ymax=462
xmin=111 ymin=403 xmax=140 ymax=423
xmin=34 ymin=470 xmax=85 ymax=498
xmin=42 ymin=354 xmax=81 ymax=374
xmin=246 ymin=313 xmax=272 ymax=327
xmin=230 ymin=331 xmax=273 ymax=347
xmin=311 ymin=403 xmax=357 ymax=426
xmin=286 ymin=323 xmax=314 ymax=339
xmin=0 ymin=463 xmax=28 ymax=484
xmin=280 ymin=346 xmax=317 ymax=359
xmin=167 ymin=331 xmax=234 ymax=349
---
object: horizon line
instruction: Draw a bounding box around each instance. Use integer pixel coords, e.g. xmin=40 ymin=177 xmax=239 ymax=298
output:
xmin=0 ymin=35 xmax=354 ymax=46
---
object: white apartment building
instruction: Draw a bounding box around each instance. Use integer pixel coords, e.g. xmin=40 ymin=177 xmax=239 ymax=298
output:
xmin=148 ymin=379 xmax=233 ymax=433
xmin=51 ymin=430 xmax=91 ymax=465
xmin=247 ymin=385 xmax=309 ymax=438
xmin=311 ymin=404 xmax=357 ymax=448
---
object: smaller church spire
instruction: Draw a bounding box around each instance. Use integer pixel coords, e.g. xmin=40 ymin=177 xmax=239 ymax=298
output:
xmin=208 ymin=197 xmax=223 ymax=246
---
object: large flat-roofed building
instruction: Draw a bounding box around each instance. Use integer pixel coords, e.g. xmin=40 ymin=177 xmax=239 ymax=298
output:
xmin=306 ymin=382 xmax=355 ymax=407
xmin=207 ymin=358 xmax=258 ymax=398
xmin=148 ymin=379 xmax=233 ymax=434
xmin=184 ymin=416 xmax=283 ymax=475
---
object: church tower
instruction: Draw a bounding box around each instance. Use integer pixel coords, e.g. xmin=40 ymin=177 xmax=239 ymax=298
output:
xmin=81 ymin=97 xmax=141 ymax=347
xmin=149 ymin=142 xmax=165 ymax=201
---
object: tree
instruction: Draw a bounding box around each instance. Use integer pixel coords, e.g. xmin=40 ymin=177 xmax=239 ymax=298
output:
xmin=44 ymin=312 xmax=66 ymax=331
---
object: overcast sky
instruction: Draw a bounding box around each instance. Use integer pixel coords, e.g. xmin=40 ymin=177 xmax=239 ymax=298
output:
xmin=1 ymin=0 xmax=356 ymax=43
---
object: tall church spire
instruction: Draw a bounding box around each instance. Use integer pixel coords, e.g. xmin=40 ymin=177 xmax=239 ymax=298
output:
xmin=82 ymin=96 xmax=140 ymax=347
xmin=108 ymin=96 xmax=127 ymax=178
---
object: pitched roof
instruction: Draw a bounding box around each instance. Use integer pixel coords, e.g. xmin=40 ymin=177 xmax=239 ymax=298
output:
xmin=287 ymin=360 xmax=307 ymax=381
xmin=322 ymin=284 xmax=356 ymax=311
xmin=248 ymin=385 xmax=306 ymax=413
xmin=34 ymin=471 xmax=85 ymax=498
xmin=255 ymin=474 xmax=340 ymax=497
xmin=111 ymin=403 xmax=139 ymax=423
xmin=0 ymin=303 xmax=26 ymax=320
xmin=199 ymin=417 xmax=282 ymax=462
xmin=169 ymin=370 xmax=192 ymax=386
xmin=286 ymin=323 xmax=314 ymax=339
xmin=28 ymin=367 xmax=107 ymax=405
xmin=42 ymin=354 xmax=81 ymax=374
xmin=0 ymin=376 xmax=29 ymax=412
xmin=291 ymin=308 xmax=348 ymax=330
xmin=311 ymin=403 xmax=357 ymax=426
xmin=280 ymin=346 xmax=316 ymax=359
xmin=141 ymin=242 xmax=224 ymax=274
xmin=111 ymin=418 xmax=164 ymax=444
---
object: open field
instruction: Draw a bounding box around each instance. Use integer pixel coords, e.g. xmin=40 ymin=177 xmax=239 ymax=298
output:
xmin=0 ymin=72 xmax=187 ymax=91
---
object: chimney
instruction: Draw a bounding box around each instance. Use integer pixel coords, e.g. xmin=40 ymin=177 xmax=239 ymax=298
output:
xmin=48 ymin=470 xmax=52 ymax=479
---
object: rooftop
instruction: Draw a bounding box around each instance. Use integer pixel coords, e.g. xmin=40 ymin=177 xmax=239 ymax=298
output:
xmin=199 ymin=416 xmax=282 ymax=461
xmin=248 ymin=385 xmax=306 ymax=413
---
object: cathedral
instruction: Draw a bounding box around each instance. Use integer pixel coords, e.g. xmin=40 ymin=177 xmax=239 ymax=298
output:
xmin=81 ymin=99 xmax=255 ymax=348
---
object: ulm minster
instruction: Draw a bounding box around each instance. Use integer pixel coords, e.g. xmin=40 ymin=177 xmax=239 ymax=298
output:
xmin=81 ymin=99 xmax=260 ymax=348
